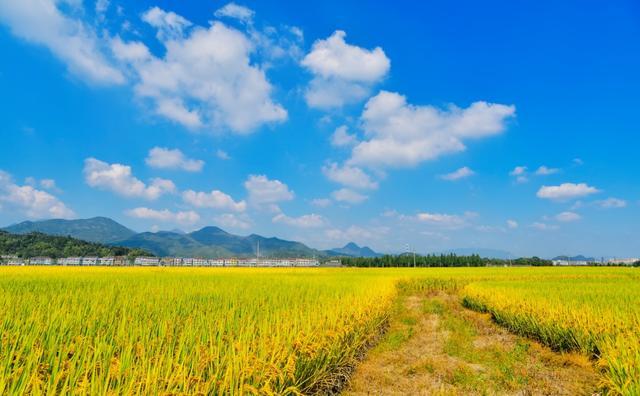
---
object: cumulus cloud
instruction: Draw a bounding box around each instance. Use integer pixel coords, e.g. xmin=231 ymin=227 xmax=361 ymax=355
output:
xmin=555 ymin=211 xmax=581 ymax=222
xmin=537 ymin=183 xmax=600 ymax=201
xmin=509 ymin=166 xmax=528 ymax=183
xmin=325 ymin=225 xmax=389 ymax=245
xmin=182 ymin=189 xmax=246 ymax=212
xmin=531 ymin=222 xmax=559 ymax=231
xmin=141 ymin=7 xmax=192 ymax=41
xmin=39 ymin=179 xmax=57 ymax=190
xmin=301 ymin=30 xmax=390 ymax=109
xmin=506 ymin=219 xmax=518 ymax=229
xmin=272 ymin=212 xmax=325 ymax=228
xmin=535 ymin=165 xmax=559 ymax=176
xmin=595 ymin=197 xmax=627 ymax=209
xmin=415 ymin=212 xmax=469 ymax=229
xmin=126 ymin=207 xmax=200 ymax=224
xmin=439 ymin=166 xmax=475 ymax=181
xmin=244 ymin=175 xmax=294 ymax=204
xmin=322 ymin=162 xmax=378 ymax=190
xmin=213 ymin=213 xmax=251 ymax=230
xmin=330 ymin=125 xmax=358 ymax=147
xmin=214 ymin=2 xmax=255 ymax=24
xmin=349 ymin=91 xmax=515 ymax=169
xmin=83 ymin=158 xmax=175 ymax=200
xmin=0 ymin=170 xmax=74 ymax=219
xmin=0 ymin=0 xmax=124 ymax=85
xmin=331 ymin=188 xmax=368 ymax=204
xmin=216 ymin=149 xmax=231 ymax=160
xmin=310 ymin=198 xmax=331 ymax=208
xmin=111 ymin=8 xmax=286 ymax=133
xmin=145 ymin=147 xmax=204 ymax=172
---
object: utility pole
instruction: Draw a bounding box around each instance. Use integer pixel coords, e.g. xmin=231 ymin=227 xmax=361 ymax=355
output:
xmin=256 ymin=240 xmax=260 ymax=266
xmin=405 ymin=244 xmax=416 ymax=267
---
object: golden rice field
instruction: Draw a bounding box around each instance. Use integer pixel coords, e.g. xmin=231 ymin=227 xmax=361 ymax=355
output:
xmin=0 ymin=266 xmax=638 ymax=395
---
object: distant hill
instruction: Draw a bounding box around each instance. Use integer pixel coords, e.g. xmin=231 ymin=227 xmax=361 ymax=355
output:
xmin=442 ymin=248 xmax=513 ymax=259
xmin=552 ymin=255 xmax=596 ymax=262
xmin=0 ymin=231 xmax=149 ymax=258
xmin=326 ymin=242 xmax=381 ymax=258
xmin=113 ymin=226 xmax=326 ymax=258
xmin=3 ymin=217 xmax=136 ymax=243
xmin=1 ymin=217 xmax=373 ymax=259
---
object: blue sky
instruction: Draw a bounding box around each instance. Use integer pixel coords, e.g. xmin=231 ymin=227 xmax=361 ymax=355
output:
xmin=1 ymin=0 xmax=638 ymax=258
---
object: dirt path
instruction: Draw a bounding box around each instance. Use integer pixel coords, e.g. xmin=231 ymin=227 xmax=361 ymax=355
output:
xmin=344 ymin=291 xmax=599 ymax=395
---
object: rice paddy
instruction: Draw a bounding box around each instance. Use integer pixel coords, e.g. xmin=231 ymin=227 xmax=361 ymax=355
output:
xmin=0 ymin=266 xmax=638 ymax=394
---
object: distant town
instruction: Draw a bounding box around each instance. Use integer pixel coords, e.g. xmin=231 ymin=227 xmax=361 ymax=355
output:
xmin=0 ymin=255 xmax=328 ymax=267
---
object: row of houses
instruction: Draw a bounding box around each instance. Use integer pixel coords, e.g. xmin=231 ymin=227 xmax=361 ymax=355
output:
xmin=552 ymin=258 xmax=639 ymax=266
xmin=0 ymin=255 xmax=321 ymax=267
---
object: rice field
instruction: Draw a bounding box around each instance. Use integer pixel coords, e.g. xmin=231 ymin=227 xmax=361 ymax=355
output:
xmin=0 ymin=266 xmax=638 ymax=394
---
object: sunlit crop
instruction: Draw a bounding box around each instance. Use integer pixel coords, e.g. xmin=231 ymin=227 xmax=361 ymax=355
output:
xmin=0 ymin=266 xmax=638 ymax=394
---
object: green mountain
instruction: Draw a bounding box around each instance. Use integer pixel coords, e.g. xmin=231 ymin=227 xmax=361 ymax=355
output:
xmin=3 ymin=217 xmax=136 ymax=243
xmin=326 ymin=242 xmax=381 ymax=258
xmin=114 ymin=227 xmax=326 ymax=258
xmin=115 ymin=231 xmax=233 ymax=258
xmin=0 ymin=231 xmax=149 ymax=258
xmin=2 ymin=217 xmax=374 ymax=259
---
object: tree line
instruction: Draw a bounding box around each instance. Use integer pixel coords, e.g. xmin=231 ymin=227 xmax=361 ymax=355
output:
xmin=0 ymin=231 xmax=150 ymax=259
xmin=340 ymin=254 xmax=552 ymax=267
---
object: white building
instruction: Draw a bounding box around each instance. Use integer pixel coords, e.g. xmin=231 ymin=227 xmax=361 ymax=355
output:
xmin=98 ymin=257 xmax=114 ymax=266
xmin=134 ymin=257 xmax=160 ymax=266
xmin=82 ymin=257 xmax=98 ymax=266
xmin=59 ymin=257 xmax=82 ymax=266
xmin=29 ymin=257 xmax=54 ymax=265
xmin=192 ymin=258 xmax=208 ymax=266
xmin=607 ymin=258 xmax=639 ymax=265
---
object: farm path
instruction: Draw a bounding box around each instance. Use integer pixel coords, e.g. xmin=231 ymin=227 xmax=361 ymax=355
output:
xmin=343 ymin=291 xmax=599 ymax=395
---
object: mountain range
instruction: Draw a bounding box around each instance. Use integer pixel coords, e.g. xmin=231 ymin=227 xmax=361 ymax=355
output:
xmin=3 ymin=217 xmax=381 ymax=259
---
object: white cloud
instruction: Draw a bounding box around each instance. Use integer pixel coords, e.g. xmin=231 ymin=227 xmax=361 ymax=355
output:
xmin=331 ymin=188 xmax=367 ymax=204
xmin=272 ymin=212 xmax=325 ymax=228
xmin=145 ymin=147 xmax=204 ymax=172
xmin=555 ymin=211 xmax=581 ymax=222
xmin=301 ymin=30 xmax=390 ymax=109
xmin=142 ymin=7 xmax=192 ymax=41
xmin=325 ymin=225 xmax=389 ymax=245
xmin=216 ymin=149 xmax=231 ymax=160
xmin=111 ymin=9 xmax=286 ymax=133
xmin=244 ymin=175 xmax=294 ymax=204
xmin=83 ymin=158 xmax=176 ymax=200
xmin=509 ymin=166 xmax=527 ymax=176
xmin=330 ymin=125 xmax=358 ymax=147
xmin=311 ymin=198 xmax=332 ymax=208
xmin=182 ymin=189 xmax=246 ymax=212
xmin=439 ymin=166 xmax=475 ymax=181
xmin=506 ymin=219 xmax=518 ymax=229
xmin=213 ymin=213 xmax=251 ymax=230
xmin=573 ymin=158 xmax=584 ymax=166
xmin=535 ymin=165 xmax=559 ymax=176
xmin=509 ymin=166 xmax=528 ymax=183
xmin=595 ymin=197 xmax=627 ymax=209
xmin=95 ymin=0 xmax=109 ymax=16
xmin=39 ymin=179 xmax=57 ymax=190
xmin=0 ymin=0 xmax=124 ymax=84
xmin=531 ymin=222 xmax=559 ymax=231
xmin=214 ymin=2 xmax=255 ymax=24
xmin=126 ymin=207 xmax=200 ymax=224
xmin=537 ymin=183 xmax=600 ymax=201
xmin=322 ymin=162 xmax=378 ymax=190
xmin=0 ymin=170 xmax=74 ymax=219
xmin=349 ymin=91 xmax=515 ymax=168
xmin=416 ymin=212 xmax=467 ymax=228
